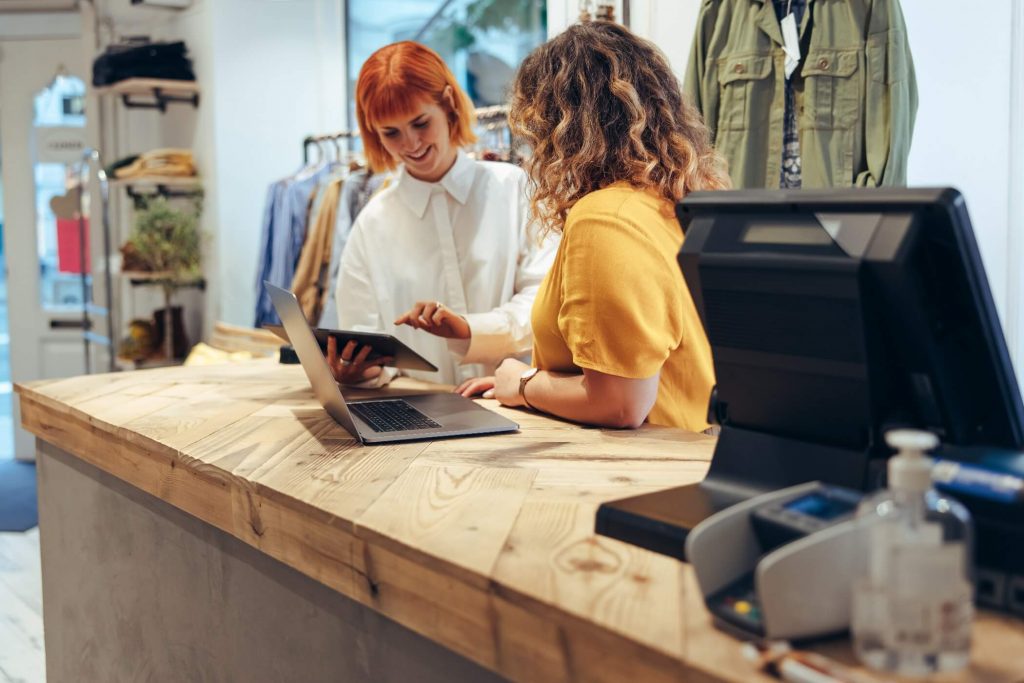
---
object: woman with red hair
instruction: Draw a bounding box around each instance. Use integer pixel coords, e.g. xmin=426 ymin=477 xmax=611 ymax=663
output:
xmin=327 ymin=41 xmax=556 ymax=387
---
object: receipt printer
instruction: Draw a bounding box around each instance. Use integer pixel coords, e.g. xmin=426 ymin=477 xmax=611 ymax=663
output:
xmin=686 ymin=481 xmax=869 ymax=641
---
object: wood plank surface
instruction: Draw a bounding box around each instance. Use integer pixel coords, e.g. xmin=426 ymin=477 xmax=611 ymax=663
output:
xmin=14 ymin=361 xmax=1024 ymax=683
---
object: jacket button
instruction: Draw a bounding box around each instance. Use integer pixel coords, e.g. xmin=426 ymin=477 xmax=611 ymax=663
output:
xmin=818 ymin=58 xmax=830 ymax=69
xmin=734 ymin=63 xmax=746 ymax=74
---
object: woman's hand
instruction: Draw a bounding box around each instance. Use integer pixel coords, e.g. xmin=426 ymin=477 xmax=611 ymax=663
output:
xmin=394 ymin=301 xmax=470 ymax=340
xmin=454 ymin=376 xmax=496 ymax=398
xmin=326 ymin=336 xmax=393 ymax=385
xmin=494 ymin=358 xmax=531 ymax=407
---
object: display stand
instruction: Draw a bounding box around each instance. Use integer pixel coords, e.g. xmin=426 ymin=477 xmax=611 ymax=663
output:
xmin=94 ymin=77 xmax=203 ymax=371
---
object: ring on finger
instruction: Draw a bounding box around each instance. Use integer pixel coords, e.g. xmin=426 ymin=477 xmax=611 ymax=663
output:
xmin=435 ymin=301 xmax=443 ymax=309
xmin=340 ymin=359 xmax=352 ymax=367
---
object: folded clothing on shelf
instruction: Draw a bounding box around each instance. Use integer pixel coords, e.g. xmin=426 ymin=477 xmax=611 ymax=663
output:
xmin=114 ymin=149 xmax=196 ymax=179
xmin=105 ymin=154 xmax=139 ymax=178
xmin=93 ymin=40 xmax=196 ymax=86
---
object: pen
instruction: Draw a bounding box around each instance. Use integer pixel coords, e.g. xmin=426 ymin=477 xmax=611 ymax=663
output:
xmin=741 ymin=641 xmax=877 ymax=683
xmin=775 ymin=657 xmax=844 ymax=683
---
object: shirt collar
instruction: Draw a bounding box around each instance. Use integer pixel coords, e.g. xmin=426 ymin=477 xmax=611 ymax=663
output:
xmin=395 ymin=150 xmax=475 ymax=219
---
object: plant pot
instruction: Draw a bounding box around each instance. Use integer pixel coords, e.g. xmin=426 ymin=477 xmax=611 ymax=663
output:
xmin=152 ymin=305 xmax=189 ymax=359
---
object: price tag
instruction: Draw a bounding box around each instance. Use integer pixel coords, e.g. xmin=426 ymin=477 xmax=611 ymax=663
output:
xmin=781 ymin=13 xmax=801 ymax=79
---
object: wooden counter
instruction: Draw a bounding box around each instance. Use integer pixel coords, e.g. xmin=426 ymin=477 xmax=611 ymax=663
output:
xmin=16 ymin=361 xmax=1024 ymax=682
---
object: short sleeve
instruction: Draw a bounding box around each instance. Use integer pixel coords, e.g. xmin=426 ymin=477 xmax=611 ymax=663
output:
xmin=557 ymin=211 xmax=683 ymax=379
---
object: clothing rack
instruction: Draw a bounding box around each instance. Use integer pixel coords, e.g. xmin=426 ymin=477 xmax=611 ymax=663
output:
xmin=73 ymin=148 xmax=116 ymax=373
xmin=301 ymin=105 xmax=511 ymax=164
xmin=473 ymin=104 xmax=509 ymax=122
xmin=302 ymin=131 xmax=359 ymax=165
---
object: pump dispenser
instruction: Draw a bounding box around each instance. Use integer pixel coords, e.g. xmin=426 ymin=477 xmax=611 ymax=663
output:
xmin=886 ymin=429 xmax=937 ymax=492
xmin=851 ymin=429 xmax=973 ymax=675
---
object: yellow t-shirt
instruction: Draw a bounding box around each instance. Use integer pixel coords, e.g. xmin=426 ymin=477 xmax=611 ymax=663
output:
xmin=530 ymin=183 xmax=715 ymax=431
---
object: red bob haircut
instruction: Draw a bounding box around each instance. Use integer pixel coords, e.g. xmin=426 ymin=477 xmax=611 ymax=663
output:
xmin=356 ymin=41 xmax=477 ymax=172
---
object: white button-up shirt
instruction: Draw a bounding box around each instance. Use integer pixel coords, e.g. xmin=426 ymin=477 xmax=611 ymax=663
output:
xmin=336 ymin=151 xmax=558 ymax=385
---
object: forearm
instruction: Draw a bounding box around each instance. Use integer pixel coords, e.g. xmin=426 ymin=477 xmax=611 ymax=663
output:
xmin=455 ymin=307 xmax=533 ymax=365
xmin=523 ymin=370 xmax=652 ymax=429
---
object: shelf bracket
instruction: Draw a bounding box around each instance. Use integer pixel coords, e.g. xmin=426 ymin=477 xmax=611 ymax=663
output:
xmin=120 ymin=87 xmax=199 ymax=112
xmin=125 ymin=184 xmax=203 ymax=209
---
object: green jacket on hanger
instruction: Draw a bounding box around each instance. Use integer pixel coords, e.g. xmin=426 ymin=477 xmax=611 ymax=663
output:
xmin=684 ymin=0 xmax=917 ymax=188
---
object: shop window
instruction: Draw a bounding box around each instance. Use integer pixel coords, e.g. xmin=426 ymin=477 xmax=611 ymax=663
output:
xmin=346 ymin=0 xmax=547 ymax=124
xmin=32 ymin=74 xmax=88 ymax=310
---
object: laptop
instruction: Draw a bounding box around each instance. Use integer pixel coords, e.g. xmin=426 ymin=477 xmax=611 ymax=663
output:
xmin=266 ymin=282 xmax=519 ymax=444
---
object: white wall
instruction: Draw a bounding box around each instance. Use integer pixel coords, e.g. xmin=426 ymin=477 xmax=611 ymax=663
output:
xmin=901 ymin=1 xmax=1014 ymax=322
xmin=547 ymin=0 xmax=701 ymax=74
xmin=1010 ymin=2 xmax=1024 ymax=374
xmin=202 ymin=0 xmax=345 ymax=329
xmin=626 ymin=0 xmax=702 ymax=76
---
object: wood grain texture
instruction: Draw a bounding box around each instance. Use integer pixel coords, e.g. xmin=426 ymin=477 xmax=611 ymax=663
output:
xmin=14 ymin=361 xmax=1024 ymax=683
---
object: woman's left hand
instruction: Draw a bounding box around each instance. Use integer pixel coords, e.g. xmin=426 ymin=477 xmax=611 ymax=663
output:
xmin=394 ymin=300 xmax=471 ymax=340
xmin=494 ymin=358 xmax=531 ymax=407
xmin=455 ymin=376 xmax=496 ymax=398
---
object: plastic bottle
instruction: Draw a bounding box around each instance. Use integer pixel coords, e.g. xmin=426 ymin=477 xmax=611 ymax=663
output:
xmin=851 ymin=429 xmax=974 ymax=675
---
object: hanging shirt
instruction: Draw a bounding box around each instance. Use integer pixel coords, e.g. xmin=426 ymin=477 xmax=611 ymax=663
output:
xmin=319 ymin=170 xmax=391 ymax=328
xmin=254 ymin=163 xmax=333 ymax=327
xmin=772 ymin=0 xmax=807 ymax=188
xmin=336 ymin=150 xmax=558 ymax=386
xmin=291 ymin=177 xmax=344 ymax=323
xmin=684 ymin=0 xmax=917 ymax=189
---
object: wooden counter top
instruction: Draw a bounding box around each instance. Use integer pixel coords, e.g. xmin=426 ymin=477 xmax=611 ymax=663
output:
xmin=16 ymin=361 xmax=1024 ymax=682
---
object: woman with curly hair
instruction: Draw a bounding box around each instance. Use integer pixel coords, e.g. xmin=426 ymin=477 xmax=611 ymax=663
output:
xmin=458 ymin=21 xmax=729 ymax=431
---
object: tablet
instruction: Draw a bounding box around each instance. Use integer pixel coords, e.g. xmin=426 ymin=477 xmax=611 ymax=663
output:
xmin=263 ymin=324 xmax=438 ymax=372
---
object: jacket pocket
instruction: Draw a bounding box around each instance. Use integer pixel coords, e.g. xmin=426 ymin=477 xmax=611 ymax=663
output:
xmin=867 ymin=30 xmax=909 ymax=85
xmin=801 ymin=48 xmax=861 ymax=130
xmin=716 ymin=54 xmax=772 ymax=132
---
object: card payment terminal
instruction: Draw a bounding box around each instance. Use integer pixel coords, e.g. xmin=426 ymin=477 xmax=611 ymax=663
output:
xmin=686 ymin=481 xmax=868 ymax=641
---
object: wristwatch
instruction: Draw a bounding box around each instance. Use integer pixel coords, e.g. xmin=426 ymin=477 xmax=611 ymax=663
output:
xmin=518 ymin=367 xmax=539 ymax=409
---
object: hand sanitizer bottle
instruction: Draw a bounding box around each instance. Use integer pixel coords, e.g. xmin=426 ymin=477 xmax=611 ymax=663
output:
xmin=851 ymin=429 xmax=973 ymax=675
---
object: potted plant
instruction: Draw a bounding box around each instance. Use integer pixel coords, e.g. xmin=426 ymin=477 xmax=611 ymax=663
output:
xmin=121 ymin=193 xmax=203 ymax=361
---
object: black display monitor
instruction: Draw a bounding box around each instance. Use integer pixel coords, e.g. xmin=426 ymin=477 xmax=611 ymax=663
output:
xmin=682 ymin=187 xmax=1024 ymax=456
xmin=596 ymin=187 xmax=1024 ymax=560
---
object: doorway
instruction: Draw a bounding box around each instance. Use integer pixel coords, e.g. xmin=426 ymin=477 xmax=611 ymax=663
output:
xmin=0 ymin=38 xmax=92 ymax=463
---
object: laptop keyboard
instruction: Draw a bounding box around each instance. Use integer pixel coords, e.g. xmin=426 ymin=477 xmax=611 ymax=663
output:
xmin=349 ymin=400 xmax=442 ymax=433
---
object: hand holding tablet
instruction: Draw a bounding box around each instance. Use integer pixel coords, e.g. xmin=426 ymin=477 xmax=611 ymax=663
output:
xmin=263 ymin=324 xmax=438 ymax=373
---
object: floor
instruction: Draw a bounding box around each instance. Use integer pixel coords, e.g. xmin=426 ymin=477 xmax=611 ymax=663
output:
xmin=0 ymin=529 xmax=44 ymax=683
xmin=0 ymin=261 xmax=47 ymax=683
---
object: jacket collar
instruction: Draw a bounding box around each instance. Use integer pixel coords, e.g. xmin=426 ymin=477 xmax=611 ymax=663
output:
xmin=753 ymin=0 xmax=813 ymax=44
xmin=395 ymin=150 xmax=475 ymax=219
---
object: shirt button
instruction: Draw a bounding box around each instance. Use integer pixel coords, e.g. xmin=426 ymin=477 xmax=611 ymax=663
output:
xmin=818 ymin=58 xmax=830 ymax=69
xmin=734 ymin=63 xmax=746 ymax=74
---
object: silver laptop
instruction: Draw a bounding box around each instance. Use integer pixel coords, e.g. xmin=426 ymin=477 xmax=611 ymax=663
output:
xmin=266 ymin=283 xmax=518 ymax=444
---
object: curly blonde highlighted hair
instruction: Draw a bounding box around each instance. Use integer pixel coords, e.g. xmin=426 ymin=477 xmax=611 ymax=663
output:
xmin=510 ymin=21 xmax=729 ymax=233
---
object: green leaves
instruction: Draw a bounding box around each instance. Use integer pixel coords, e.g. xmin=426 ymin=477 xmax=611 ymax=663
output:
xmin=128 ymin=193 xmax=202 ymax=279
